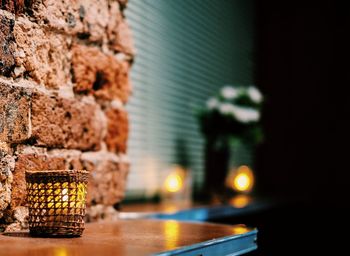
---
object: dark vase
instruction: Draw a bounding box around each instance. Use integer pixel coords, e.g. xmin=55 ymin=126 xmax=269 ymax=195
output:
xmin=202 ymin=137 xmax=230 ymax=200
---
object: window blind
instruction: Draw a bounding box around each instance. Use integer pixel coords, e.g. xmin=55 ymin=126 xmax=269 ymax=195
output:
xmin=124 ymin=0 xmax=254 ymax=198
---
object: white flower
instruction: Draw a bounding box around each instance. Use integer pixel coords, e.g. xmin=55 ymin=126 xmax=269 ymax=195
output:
xmin=219 ymin=103 xmax=235 ymax=115
xmin=232 ymin=105 xmax=260 ymax=123
xmin=247 ymin=86 xmax=263 ymax=103
xmin=218 ymin=102 xmax=260 ymax=123
xmin=221 ymin=86 xmax=239 ymax=99
xmin=206 ymin=97 xmax=219 ymax=110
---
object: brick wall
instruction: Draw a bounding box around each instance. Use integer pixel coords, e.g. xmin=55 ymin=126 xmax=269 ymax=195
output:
xmin=0 ymin=0 xmax=134 ymax=231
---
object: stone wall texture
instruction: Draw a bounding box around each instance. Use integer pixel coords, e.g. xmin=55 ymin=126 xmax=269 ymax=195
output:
xmin=0 ymin=0 xmax=134 ymax=231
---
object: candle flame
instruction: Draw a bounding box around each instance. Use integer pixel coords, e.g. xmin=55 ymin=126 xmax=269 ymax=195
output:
xmin=62 ymin=188 xmax=69 ymax=202
xmin=164 ymin=168 xmax=185 ymax=193
xmin=227 ymin=165 xmax=254 ymax=193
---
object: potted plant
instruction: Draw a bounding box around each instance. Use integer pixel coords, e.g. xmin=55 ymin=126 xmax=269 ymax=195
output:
xmin=197 ymin=85 xmax=263 ymax=201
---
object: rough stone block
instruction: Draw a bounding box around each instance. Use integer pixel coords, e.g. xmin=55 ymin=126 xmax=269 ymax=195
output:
xmin=85 ymin=204 xmax=119 ymax=222
xmin=108 ymin=17 xmax=135 ymax=56
xmin=31 ymin=90 xmax=104 ymax=150
xmin=0 ymin=182 xmax=11 ymax=219
xmin=0 ymin=143 xmax=14 ymax=219
xmin=105 ymin=107 xmax=128 ymax=153
xmin=0 ymin=79 xmax=31 ymax=143
xmin=0 ymin=143 xmax=14 ymax=182
xmin=4 ymin=222 xmax=21 ymax=232
xmin=0 ymin=0 xmax=25 ymax=15
xmin=117 ymin=0 xmax=128 ymax=8
xmin=13 ymin=17 xmax=71 ymax=88
xmin=81 ymin=151 xmax=129 ymax=206
xmin=1 ymin=80 xmax=104 ymax=150
xmin=72 ymin=44 xmax=131 ymax=102
xmin=28 ymin=0 xmax=110 ymax=42
xmin=107 ymin=1 xmax=135 ymax=55
xmin=0 ymin=13 xmax=72 ymax=87
xmin=13 ymin=206 xmax=28 ymax=229
xmin=0 ymin=11 xmax=16 ymax=76
xmin=27 ymin=0 xmax=134 ymax=55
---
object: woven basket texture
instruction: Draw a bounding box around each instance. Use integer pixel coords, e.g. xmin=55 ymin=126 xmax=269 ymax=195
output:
xmin=25 ymin=170 xmax=89 ymax=237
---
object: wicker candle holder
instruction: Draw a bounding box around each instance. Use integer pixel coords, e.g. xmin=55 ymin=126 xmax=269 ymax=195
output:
xmin=25 ymin=170 xmax=89 ymax=237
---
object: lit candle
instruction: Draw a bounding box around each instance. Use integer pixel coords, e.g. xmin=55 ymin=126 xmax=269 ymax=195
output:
xmin=226 ymin=165 xmax=254 ymax=193
xmin=25 ymin=170 xmax=88 ymax=237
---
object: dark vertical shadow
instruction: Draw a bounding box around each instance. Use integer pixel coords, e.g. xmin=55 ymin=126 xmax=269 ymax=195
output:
xmin=174 ymin=137 xmax=191 ymax=169
xmin=251 ymin=0 xmax=350 ymax=254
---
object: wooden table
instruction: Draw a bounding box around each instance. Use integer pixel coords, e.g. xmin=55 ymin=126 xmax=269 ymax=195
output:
xmin=0 ymin=219 xmax=257 ymax=256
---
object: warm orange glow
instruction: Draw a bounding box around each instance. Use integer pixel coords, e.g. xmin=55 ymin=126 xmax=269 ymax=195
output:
xmin=229 ymin=194 xmax=251 ymax=208
xmin=62 ymin=188 xmax=69 ymax=202
xmin=46 ymin=182 xmax=86 ymax=215
xmin=164 ymin=220 xmax=180 ymax=249
xmin=164 ymin=166 xmax=185 ymax=193
xmin=232 ymin=225 xmax=250 ymax=235
xmin=227 ymin=165 xmax=254 ymax=193
xmin=234 ymin=173 xmax=250 ymax=191
xmin=54 ymin=247 xmax=68 ymax=256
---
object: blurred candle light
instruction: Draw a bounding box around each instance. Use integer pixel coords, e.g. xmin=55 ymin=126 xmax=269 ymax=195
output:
xmin=164 ymin=173 xmax=183 ymax=193
xmin=164 ymin=166 xmax=185 ymax=193
xmin=226 ymin=165 xmax=254 ymax=193
xmin=161 ymin=165 xmax=192 ymax=205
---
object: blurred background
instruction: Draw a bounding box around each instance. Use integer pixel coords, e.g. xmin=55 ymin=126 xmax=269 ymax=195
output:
xmin=123 ymin=0 xmax=350 ymax=254
xmin=125 ymin=0 xmax=255 ymax=200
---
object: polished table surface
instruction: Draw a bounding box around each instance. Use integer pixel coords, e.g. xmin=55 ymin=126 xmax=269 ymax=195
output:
xmin=0 ymin=219 xmax=257 ymax=256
